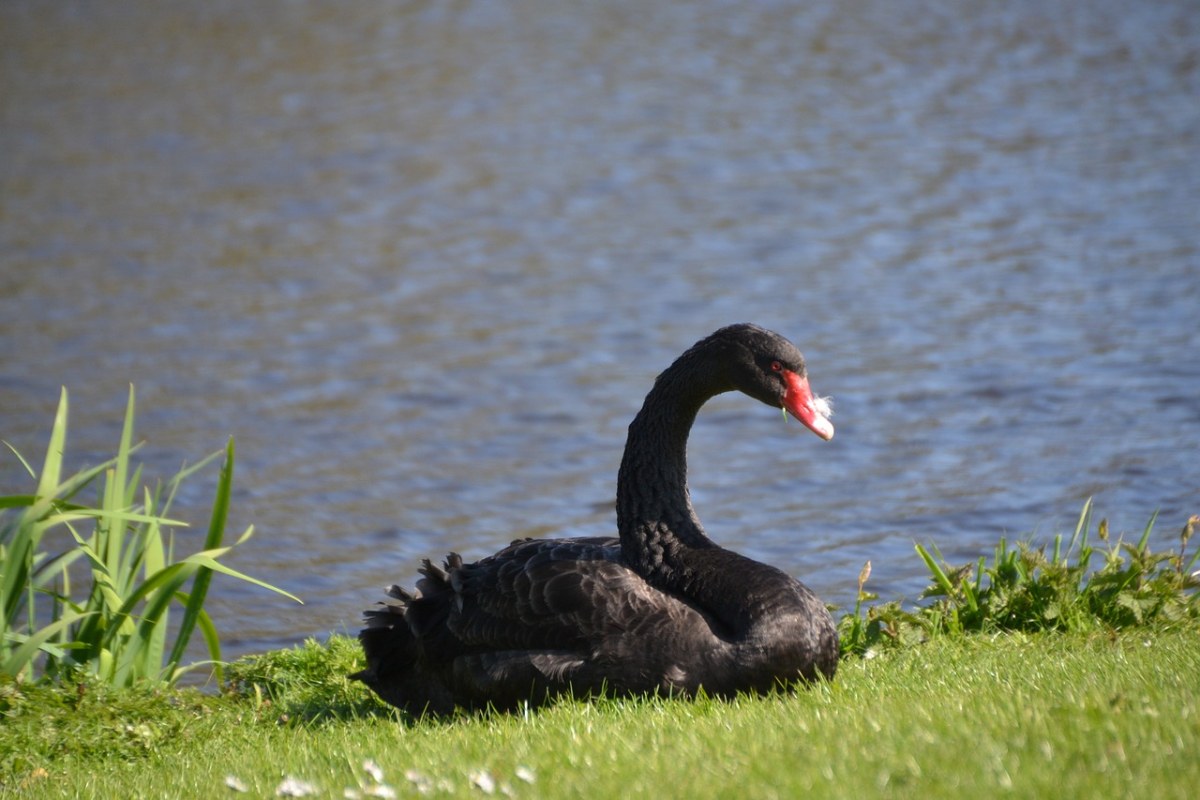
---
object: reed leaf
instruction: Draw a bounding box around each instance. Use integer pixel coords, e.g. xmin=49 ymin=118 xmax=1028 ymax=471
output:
xmin=1 ymin=611 xmax=92 ymax=680
xmin=165 ymin=436 xmax=231 ymax=676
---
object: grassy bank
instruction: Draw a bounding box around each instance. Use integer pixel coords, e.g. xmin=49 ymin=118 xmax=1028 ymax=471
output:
xmin=3 ymin=628 xmax=1198 ymax=799
xmin=4 ymin=392 xmax=1198 ymax=798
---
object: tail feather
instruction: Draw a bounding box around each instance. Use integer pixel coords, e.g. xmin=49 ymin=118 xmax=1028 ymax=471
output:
xmin=351 ymin=562 xmax=460 ymax=716
xmin=415 ymin=557 xmax=449 ymax=594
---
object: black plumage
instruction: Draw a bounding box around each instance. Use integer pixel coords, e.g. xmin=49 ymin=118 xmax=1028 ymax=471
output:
xmin=352 ymin=324 xmax=839 ymax=715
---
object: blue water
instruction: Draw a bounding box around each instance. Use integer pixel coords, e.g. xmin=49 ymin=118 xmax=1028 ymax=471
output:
xmin=1 ymin=0 xmax=1197 ymax=658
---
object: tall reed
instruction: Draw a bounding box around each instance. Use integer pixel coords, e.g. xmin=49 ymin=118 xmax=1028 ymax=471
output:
xmin=1 ymin=387 xmax=300 ymax=686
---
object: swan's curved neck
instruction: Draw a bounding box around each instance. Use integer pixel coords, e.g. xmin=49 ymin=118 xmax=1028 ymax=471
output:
xmin=615 ymin=357 xmax=726 ymax=579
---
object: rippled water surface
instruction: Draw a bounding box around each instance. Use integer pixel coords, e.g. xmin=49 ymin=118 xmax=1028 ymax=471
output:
xmin=2 ymin=0 xmax=1197 ymax=658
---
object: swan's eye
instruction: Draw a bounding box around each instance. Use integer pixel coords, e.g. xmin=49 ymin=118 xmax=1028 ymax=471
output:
xmin=770 ymin=361 xmax=783 ymax=373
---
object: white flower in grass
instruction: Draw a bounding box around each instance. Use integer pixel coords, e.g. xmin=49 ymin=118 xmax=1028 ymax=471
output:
xmin=276 ymin=776 xmax=319 ymax=797
xmin=404 ymin=770 xmax=434 ymax=795
xmin=469 ymin=770 xmax=496 ymax=794
xmin=363 ymin=760 xmax=384 ymax=783
xmin=225 ymin=775 xmax=248 ymax=793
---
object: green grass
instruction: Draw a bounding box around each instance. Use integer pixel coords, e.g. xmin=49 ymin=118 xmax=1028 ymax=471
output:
xmin=3 ymin=630 xmax=1198 ymax=798
xmin=840 ymin=500 xmax=1200 ymax=655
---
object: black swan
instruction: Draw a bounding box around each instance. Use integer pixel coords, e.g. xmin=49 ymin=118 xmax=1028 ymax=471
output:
xmin=353 ymin=323 xmax=838 ymax=715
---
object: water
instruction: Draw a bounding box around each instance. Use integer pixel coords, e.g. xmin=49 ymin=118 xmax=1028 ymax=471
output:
xmin=1 ymin=0 xmax=1197 ymax=659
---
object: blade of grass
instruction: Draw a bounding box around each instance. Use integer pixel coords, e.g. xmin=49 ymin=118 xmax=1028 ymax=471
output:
xmin=34 ymin=388 xmax=69 ymax=501
xmin=141 ymin=485 xmax=169 ymax=681
xmin=164 ymin=438 xmax=235 ymax=674
xmin=1137 ymin=510 xmax=1159 ymax=551
xmin=181 ymin=549 xmax=301 ymax=603
xmin=1 ymin=611 xmax=92 ymax=680
xmin=1068 ymin=498 xmax=1093 ymax=554
xmin=916 ymin=542 xmax=972 ymax=608
xmin=3 ymin=390 xmax=70 ymax=652
xmin=2 ymin=441 xmax=37 ymax=480
xmin=103 ymin=386 xmax=136 ymax=570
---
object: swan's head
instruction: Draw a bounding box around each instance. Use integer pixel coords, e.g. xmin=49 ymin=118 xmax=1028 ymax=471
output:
xmin=705 ymin=323 xmax=835 ymax=441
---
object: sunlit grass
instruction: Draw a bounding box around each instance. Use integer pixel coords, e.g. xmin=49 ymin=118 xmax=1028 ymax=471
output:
xmin=4 ymin=629 xmax=1198 ymax=798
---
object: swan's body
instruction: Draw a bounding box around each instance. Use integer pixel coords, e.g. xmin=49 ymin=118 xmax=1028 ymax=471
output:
xmin=353 ymin=324 xmax=838 ymax=715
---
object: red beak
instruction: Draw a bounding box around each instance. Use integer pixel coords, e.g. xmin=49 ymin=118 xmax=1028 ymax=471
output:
xmin=782 ymin=370 xmax=834 ymax=441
